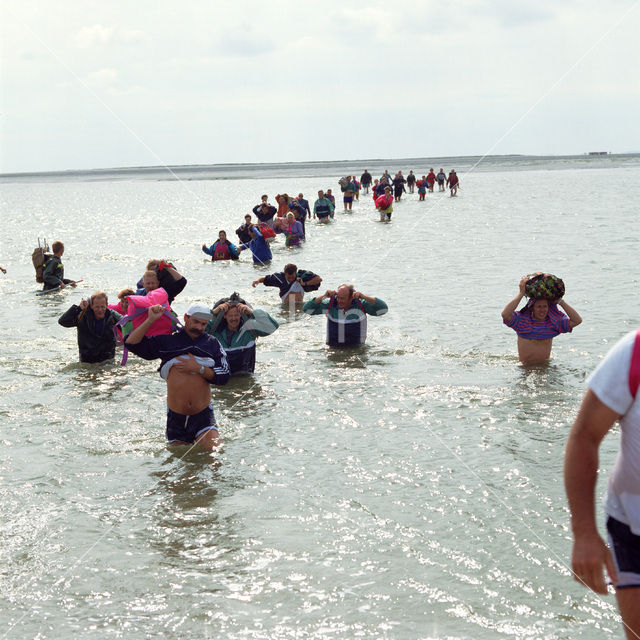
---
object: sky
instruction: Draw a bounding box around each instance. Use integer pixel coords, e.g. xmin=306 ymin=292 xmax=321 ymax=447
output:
xmin=1 ymin=0 xmax=639 ymax=173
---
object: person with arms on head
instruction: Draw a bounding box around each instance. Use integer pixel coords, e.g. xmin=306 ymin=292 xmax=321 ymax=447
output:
xmin=436 ymin=168 xmax=446 ymax=192
xmin=253 ymin=262 xmax=322 ymax=304
xmin=236 ymin=214 xmax=254 ymax=244
xmin=125 ymin=303 xmax=230 ymax=450
xmin=302 ymin=284 xmax=388 ymax=347
xmin=58 ymin=291 xmax=122 ymax=363
xmin=202 ymin=230 xmax=239 ymax=261
xmin=237 ymin=225 xmax=273 ymax=265
xmin=42 ymin=241 xmax=77 ymax=291
xmin=406 ymin=170 xmax=416 ymax=193
xmin=446 ymin=169 xmax=460 ymax=196
xmin=253 ymin=197 xmax=277 ymax=229
xmin=206 ymin=294 xmax=279 ymax=375
xmin=501 ymin=276 xmax=582 ymax=364
xmin=375 ymin=186 xmax=394 ymax=221
xmin=136 ymin=259 xmax=187 ymax=305
xmin=360 ymin=169 xmax=372 ymax=194
xmin=314 ymin=190 xmax=335 ymax=224
xmin=564 ymin=327 xmax=640 ymax=639
xmin=275 ymin=194 xmax=290 ymax=218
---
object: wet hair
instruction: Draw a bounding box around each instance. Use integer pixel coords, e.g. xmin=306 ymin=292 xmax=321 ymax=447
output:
xmin=117 ymin=288 xmax=135 ymax=300
xmin=284 ymin=263 xmax=297 ymax=275
xmin=90 ymin=291 xmax=108 ymax=304
xmin=261 ymin=194 xmax=268 ymax=199
xmin=219 ymin=230 xmax=227 ymax=236
xmin=146 ymin=259 xmax=160 ymax=270
xmin=338 ymin=284 xmax=355 ymax=297
xmin=52 ymin=241 xmax=64 ymax=253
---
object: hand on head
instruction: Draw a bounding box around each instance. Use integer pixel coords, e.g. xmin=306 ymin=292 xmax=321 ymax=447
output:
xmin=519 ymin=276 xmax=528 ymax=295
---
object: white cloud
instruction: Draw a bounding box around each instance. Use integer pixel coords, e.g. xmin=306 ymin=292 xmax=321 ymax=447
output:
xmin=74 ymin=24 xmax=115 ymax=48
xmin=86 ymin=67 xmax=119 ymax=86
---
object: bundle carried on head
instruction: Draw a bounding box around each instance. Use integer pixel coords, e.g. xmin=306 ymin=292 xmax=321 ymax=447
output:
xmin=524 ymin=272 xmax=565 ymax=301
xmin=338 ymin=176 xmax=349 ymax=188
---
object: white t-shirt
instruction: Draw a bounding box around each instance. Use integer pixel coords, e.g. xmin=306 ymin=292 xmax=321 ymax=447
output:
xmin=588 ymin=329 xmax=640 ymax=532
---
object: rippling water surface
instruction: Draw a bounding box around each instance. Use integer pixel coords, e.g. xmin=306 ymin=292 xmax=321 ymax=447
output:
xmin=1 ymin=155 xmax=639 ymax=638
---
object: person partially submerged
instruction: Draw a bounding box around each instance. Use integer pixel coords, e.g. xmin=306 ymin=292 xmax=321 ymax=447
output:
xmin=125 ymin=303 xmax=230 ymax=450
xmin=502 ymin=276 xmax=582 ymax=364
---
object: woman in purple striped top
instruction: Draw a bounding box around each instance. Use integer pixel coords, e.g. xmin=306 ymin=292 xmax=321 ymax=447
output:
xmin=502 ymin=276 xmax=582 ymax=364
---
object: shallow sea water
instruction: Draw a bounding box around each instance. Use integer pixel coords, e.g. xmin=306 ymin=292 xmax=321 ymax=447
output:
xmin=1 ymin=155 xmax=640 ymax=639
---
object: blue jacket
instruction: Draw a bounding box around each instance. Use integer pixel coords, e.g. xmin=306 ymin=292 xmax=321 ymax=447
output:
xmin=239 ymin=227 xmax=273 ymax=265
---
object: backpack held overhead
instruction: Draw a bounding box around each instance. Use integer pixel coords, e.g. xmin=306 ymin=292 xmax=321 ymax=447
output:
xmin=32 ymin=238 xmax=52 ymax=283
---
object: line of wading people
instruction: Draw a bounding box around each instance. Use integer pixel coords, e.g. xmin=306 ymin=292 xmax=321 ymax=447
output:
xmin=41 ymin=225 xmax=640 ymax=637
xmin=197 ymin=169 xmax=463 ymax=261
xmin=52 ymin=230 xmax=389 ymax=451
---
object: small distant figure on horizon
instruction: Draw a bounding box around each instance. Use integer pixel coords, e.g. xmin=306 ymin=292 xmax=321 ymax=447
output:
xmin=392 ymin=172 xmax=406 ymax=202
xmin=360 ymin=169 xmax=372 ymax=194
xmin=416 ymin=176 xmax=427 ymax=201
xmin=427 ymin=169 xmax=436 ymax=193
xmin=313 ymin=190 xmax=335 ymax=223
xmin=406 ymin=171 xmax=416 ymax=193
xmin=446 ymin=170 xmax=460 ymax=196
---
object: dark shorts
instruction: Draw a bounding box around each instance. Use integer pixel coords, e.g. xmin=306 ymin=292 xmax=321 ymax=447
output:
xmin=607 ymin=516 xmax=640 ymax=588
xmin=343 ymin=196 xmax=353 ymax=204
xmin=317 ymin=212 xmax=330 ymax=220
xmin=166 ymin=403 xmax=218 ymax=443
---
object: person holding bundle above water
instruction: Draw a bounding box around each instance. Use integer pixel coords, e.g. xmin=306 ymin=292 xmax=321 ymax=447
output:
xmin=205 ymin=293 xmax=279 ymax=376
xmin=502 ymin=273 xmax=582 ymax=364
xmin=375 ymin=186 xmax=394 ymax=221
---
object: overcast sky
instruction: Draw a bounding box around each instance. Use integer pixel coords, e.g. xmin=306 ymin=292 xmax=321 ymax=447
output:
xmin=1 ymin=0 xmax=638 ymax=173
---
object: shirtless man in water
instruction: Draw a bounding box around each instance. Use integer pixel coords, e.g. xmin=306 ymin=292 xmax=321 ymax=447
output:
xmin=125 ymin=303 xmax=230 ymax=450
xmin=502 ymin=276 xmax=582 ymax=364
